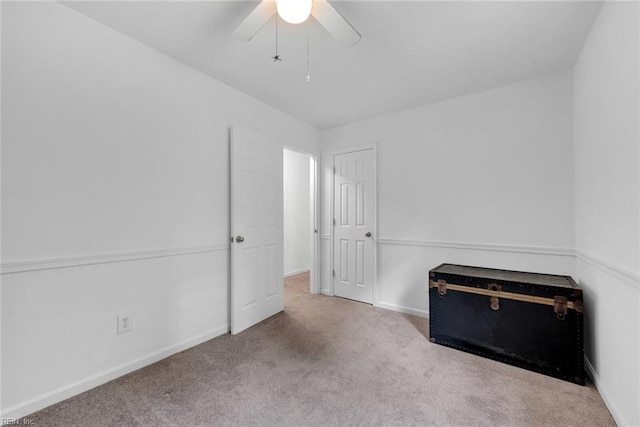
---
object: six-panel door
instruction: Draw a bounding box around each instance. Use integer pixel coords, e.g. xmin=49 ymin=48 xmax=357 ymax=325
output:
xmin=333 ymin=149 xmax=374 ymax=304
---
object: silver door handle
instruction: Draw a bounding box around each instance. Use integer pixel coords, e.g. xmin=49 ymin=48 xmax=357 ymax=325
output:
xmin=235 ymin=235 xmax=245 ymax=243
xmin=365 ymin=232 xmax=372 ymax=237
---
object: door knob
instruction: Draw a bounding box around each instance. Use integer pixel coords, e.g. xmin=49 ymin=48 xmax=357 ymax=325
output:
xmin=235 ymin=235 xmax=245 ymax=243
xmin=365 ymin=232 xmax=372 ymax=237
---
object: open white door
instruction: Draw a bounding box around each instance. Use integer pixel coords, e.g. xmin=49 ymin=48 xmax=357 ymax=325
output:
xmin=230 ymin=127 xmax=284 ymax=335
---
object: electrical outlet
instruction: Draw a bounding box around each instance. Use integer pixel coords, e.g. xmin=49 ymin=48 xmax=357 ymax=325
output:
xmin=117 ymin=313 xmax=133 ymax=335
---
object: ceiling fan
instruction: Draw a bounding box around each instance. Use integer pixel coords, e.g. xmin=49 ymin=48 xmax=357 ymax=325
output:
xmin=233 ymin=0 xmax=361 ymax=48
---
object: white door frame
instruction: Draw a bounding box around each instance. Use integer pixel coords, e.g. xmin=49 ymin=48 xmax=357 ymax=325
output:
xmin=283 ymin=145 xmax=320 ymax=295
xmin=328 ymin=144 xmax=378 ymax=304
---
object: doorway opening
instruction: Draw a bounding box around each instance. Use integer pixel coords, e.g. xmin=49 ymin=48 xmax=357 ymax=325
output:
xmin=283 ymin=148 xmax=318 ymax=296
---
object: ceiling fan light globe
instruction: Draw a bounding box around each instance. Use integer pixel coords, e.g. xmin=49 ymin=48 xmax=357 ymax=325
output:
xmin=276 ymin=0 xmax=313 ymax=24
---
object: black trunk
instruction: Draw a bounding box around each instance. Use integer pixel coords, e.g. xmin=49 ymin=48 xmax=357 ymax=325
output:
xmin=429 ymin=263 xmax=585 ymax=385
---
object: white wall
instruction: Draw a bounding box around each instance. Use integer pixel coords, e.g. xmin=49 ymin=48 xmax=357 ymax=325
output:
xmin=1 ymin=1 xmax=318 ymax=419
xmin=573 ymin=1 xmax=639 ymax=425
xmin=283 ymin=149 xmax=311 ymax=276
xmin=320 ymin=72 xmax=575 ymax=314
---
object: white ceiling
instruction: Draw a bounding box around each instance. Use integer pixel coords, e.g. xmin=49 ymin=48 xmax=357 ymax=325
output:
xmin=62 ymin=1 xmax=603 ymax=129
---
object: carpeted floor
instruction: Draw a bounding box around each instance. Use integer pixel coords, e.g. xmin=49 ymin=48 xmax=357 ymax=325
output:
xmin=27 ymin=272 xmax=614 ymax=426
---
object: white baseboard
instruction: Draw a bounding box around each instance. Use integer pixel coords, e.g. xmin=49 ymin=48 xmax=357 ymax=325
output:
xmin=374 ymin=301 xmax=429 ymax=318
xmin=320 ymin=289 xmax=333 ymax=296
xmin=284 ymin=268 xmax=310 ymax=278
xmin=2 ymin=325 xmax=230 ymax=422
xmin=584 ymin=356 xmax=629 ymax=427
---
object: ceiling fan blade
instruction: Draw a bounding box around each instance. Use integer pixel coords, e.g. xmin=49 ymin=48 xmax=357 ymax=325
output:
xmin=311 ymin=0 xmax=361 ymax=48
xmin=232 ymin=0 xmax=276 ymax=42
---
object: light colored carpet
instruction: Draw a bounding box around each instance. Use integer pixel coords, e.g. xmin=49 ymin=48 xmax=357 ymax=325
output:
xmin=27 ymin=272 xmax=614 ymax=426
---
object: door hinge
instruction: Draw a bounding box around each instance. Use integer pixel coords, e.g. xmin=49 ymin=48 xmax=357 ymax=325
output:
xmin=332 ymin=270 xmax=335 ymax=277
xmin=333 ymin=218 xmax=336 ymax=226
xmin=333 ymin=167 xmax=336 ymax=174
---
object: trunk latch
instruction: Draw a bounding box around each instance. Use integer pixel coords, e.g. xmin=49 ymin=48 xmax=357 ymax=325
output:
xmin=554 ymin=296 xmax=568 ymax=320
xmin=429 ymin=279 xmax=447 ymax=298
xmin=488 ymin=283 xmax=502 ymax=310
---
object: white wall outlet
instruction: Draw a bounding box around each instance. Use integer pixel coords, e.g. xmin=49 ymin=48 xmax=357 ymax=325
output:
xmin=117 ymin=313 xmax=133 ymax=335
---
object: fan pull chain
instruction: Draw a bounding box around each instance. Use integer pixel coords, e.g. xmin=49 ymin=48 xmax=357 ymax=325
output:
xmin=272 ymin=14 xmax=282 ymax=62
xmin=306 ymin=24 xmax=311 ymax=82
